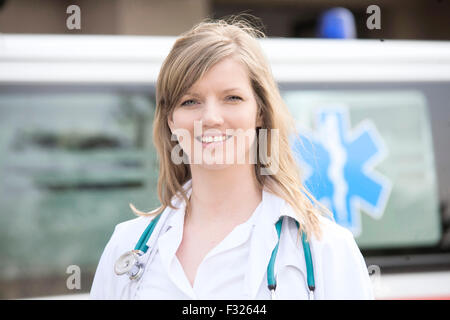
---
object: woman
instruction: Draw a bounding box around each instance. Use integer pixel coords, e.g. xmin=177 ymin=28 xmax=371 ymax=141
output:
xmin=90 ymin=16 xmax=374 ymax=300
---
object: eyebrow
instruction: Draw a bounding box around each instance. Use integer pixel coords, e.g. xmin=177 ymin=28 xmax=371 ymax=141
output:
xmin=184 ymin=91 xmax=200 ymax=97
xmin=222 ymin=88 xmax=242 ymax=93
xmin=184 ymin=88 xmax=243 ymax=96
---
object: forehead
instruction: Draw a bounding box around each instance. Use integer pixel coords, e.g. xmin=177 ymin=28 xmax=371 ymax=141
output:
xmin=187 ymin=57 xmax=252 ymax=93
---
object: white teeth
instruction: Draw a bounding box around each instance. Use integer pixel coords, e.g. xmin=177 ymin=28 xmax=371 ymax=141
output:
xmin=201 ymin=135 xmax=227 ymax=143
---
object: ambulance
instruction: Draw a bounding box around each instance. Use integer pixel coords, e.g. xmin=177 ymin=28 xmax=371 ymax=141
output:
xmin=0 ymin=34 xmax=449 ymax=299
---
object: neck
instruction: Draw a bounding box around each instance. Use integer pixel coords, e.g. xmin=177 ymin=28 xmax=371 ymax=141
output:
xmin=186 ymin=164 xmax=262 ymax=225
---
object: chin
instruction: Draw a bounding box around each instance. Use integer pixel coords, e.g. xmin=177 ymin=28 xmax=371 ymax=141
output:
xmin=199 ymin=163 xmax=232 ymax=171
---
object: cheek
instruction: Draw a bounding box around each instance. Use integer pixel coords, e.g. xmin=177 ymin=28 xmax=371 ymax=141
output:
xmin=233 ymin=108 xmax=259 ymax=130
xmin=171 ymin=112 xmax=195 ymax=134
xmin=170 ymin=112 xmax=196 ymax=155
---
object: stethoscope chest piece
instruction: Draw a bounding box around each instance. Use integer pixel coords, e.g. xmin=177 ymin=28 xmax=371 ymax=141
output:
xmin=114 ymin=250 xmax=144 ymax=280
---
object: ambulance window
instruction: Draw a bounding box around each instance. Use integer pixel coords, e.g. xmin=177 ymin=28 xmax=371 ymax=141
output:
xmin=0 ymin=86 xmax=159 ymax=283
xmin=280 ymin=86 xmax=446 ymax=254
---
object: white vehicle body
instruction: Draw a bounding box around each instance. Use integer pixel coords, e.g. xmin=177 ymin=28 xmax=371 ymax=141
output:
xmin=1 ymin=34 xmax=450 ymax=300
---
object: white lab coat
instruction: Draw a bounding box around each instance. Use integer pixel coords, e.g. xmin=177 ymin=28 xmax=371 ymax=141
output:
xmin=90 ymin=181 xmax=374 ymax=300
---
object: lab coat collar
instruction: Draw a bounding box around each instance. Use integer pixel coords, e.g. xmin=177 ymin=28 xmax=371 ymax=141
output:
xmin=155 ymin=186 xmax=193 ymax=298
xmin=152 ymin=179 xmax=305 ymax=299
xmin=247 ymin=188 xmax=309 ymax=298
xmin=162 ymin=181 xmax=297 ymax=226
xmin=149 ymin=178 xmax=301 ymax=233
xmin=167 ymin=182 xmax=192 ymax=229
xmin=156 ymin=179 xmax=264 ymax=299
xmin=141 ymin=179 xmax=194 ymax=298
xmin=246 ymin=188 xmax=287 ymax=299
xmin=153 ymin=178 xmax=192 ymax=269
xmin=261 ymin=187 xmax=300 ymax=224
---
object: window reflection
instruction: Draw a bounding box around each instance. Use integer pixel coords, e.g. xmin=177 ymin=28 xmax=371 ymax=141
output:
xmin=0 ymin=89 xmax=159 ymax=298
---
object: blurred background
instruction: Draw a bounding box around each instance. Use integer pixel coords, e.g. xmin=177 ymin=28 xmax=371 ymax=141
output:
xmin=0 ymin=0 xmax=449 ymax=299
xmin=0 ymin=0 xmax=449 ymax=39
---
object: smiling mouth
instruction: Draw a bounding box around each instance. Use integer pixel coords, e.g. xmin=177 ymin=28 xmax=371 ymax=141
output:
xmin=195 ymin=135 xmax=233 ymax=144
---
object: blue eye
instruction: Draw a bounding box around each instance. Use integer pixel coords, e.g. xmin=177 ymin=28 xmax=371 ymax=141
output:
xmin=228 ymin=96 xmax=242 ymax=101
xmin=181 ymin=99 xmax=196 ymax=106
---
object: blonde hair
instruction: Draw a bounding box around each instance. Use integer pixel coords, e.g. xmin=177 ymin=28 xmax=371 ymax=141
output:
xmin=130 ymin=14 xmax=330 ymax=240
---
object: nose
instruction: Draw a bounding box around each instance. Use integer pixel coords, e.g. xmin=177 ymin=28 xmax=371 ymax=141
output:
xmin=200 ymin=98 xmax=224 ymax=127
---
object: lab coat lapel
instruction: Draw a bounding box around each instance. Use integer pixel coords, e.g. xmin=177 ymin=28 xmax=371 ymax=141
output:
xmin=153 ymin=181 xmax=192 ymax=274
xmin=157 ymin=199 xmax=198 ymax=298
xmin=157 ymin=205 xmax=185 ymax=274
xmin=274 ymin=216 xmax=311 ymax=299
xmin=247 ymin=219 xmax=278 ymax=299
xmin=248 ymin=190 xmax=316 ymax=299
xmin=246 ymin=189 xmax=284 ymax=299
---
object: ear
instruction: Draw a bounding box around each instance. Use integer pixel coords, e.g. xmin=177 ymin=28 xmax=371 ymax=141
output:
xmin=167 ymin=113 xmax=174 ymax=135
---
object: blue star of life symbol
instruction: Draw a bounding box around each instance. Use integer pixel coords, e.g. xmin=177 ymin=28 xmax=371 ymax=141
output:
xmin=292 ymin=107 xmax=392 ymax=236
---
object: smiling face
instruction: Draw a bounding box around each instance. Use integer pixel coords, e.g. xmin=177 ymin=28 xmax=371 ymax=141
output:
xmin=168 ymin=57 xmax=262 ymax=170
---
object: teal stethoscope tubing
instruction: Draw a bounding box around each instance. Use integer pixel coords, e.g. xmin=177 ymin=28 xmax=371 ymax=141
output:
xmin=266 ymin=218 xmax=315 ymax=294
xmin=134 ymin=213 xmax=162 ymax=253
xmin=134 ymin=214 xmax=315 ymax=295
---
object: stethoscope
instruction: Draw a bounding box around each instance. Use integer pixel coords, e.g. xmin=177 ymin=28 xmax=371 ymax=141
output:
xmin=114 ymin=213 xmax=315 ymax=299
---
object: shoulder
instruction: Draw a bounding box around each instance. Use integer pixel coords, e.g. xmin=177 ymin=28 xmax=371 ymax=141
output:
xmin=97 ymin=214 xmax=156 ymax=264
xmin=114 ymin=215 xmax=153 ymax=235
xmin=89 ymin=214 xmax=159 ymax=299
xmin=109 ymin=214 xmax=158 ymax=249
xmin=94 ymin=213 xmax=161 ymax=266
xmin=311 ymin=214 xmax=363 ymax=265
xmin=283 ymin=213 xmax=358 ymax=261
xmin=315 ymin=214 xmax=355 ymax=246
xmin=311 ymin=215 xmax=374 ymax=299
xmin=281 ymin=204 xmax=354 ymax=249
